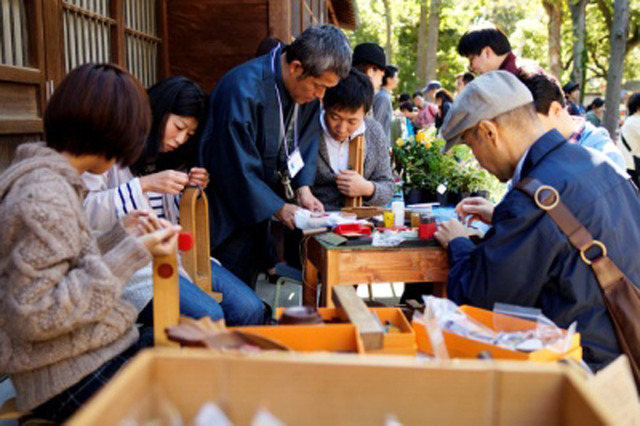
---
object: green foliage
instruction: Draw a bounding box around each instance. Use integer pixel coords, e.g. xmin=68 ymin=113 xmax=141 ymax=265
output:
xmin=346 ymin=0 xmax=640 ymax=100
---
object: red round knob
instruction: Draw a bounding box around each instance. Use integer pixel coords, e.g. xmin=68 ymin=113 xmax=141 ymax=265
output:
xmin=178 ymin=232 xmax=194 ymax=251
xmin=157 ymin=263 xmax=174 ymax=279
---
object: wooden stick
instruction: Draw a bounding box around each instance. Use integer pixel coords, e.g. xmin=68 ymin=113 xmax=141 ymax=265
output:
xmin=153 ymin=253 xmax=179 ymax=347
xmin=332 ymin=285 xmax=384 ymax=350
xmin=345 ymin=134 xmax=365 ymax=208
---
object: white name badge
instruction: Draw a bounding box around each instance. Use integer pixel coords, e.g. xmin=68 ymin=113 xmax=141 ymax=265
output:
xmin=287 ymin=148 xmax=305 ymax=179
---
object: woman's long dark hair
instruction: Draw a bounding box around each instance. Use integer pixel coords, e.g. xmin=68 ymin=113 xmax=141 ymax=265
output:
xmin=130 ymin=76 xmax=206 ymax=176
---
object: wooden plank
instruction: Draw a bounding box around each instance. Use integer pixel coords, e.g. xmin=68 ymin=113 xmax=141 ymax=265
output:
xmin=10 ymin=0 xmax=24 ymax=66
xmin=0 ymin=118 xmax=43 ymax=134
xmin=268 ymin=0 xmax=291 ymax=42
xmin=345 ymin=134 xmax=365 ymax=207
xmin=2 ymin=0 xmax=13 ymax=65
xmin=155 ymin=0 xmax=168 ymax=79
xmin=0 ymin=64 xmax=40 ymax=83
xmin=110 ymin=0 xmax=125 ymax=66
xmin=332 ymin=285 xmax=384 ymax=350
xmin=152 ymin=253 xmax=180 ymax=347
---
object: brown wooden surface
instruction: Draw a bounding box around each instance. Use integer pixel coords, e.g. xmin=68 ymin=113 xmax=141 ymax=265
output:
xmin=332 ymin=286 xmax=384 ymax=350
xmin=153 ymin=254 xmax=180 ymax=347
xmin=303 ymin=235 xmax=449 ymax=307
xmin=42 ymin=0 xmax=63 ymax=87
xmin=268 ymin=0 xmax=291 ymax=42
xmin=345 ymin=134 xmax=364 ymax=208
xmin=156 ymin=0 xmax=170 ymax=79
xmin=167 ymin=0 xmax=269 ymax=92
xmin=111 ymin=0 xmax=126 ymax=66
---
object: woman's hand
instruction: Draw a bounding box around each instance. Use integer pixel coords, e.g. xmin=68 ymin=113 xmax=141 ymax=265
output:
xmin=122 ymin=211 xmax=171 ymax=236
xmin=188 ymin=167 xmax=210 ymax=190
xmin=139 ymin=170 xmax=189 ymax=195
xmin=138 ymin=225 xmax=181 ymax=257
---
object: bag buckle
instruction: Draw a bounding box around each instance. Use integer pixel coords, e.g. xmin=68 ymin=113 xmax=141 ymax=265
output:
xmin=580 ymin=240 xmax=608 ymax=265
xmin=534 ymin=185 xmax=560 ymax=210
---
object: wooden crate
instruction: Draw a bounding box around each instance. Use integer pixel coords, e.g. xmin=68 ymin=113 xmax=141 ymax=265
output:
xmin=414 ymin=305 xmax=582 ymax=362
xmin=69 ymin=349 xmax=614 ymax=425
xmin=275 ymin=307 xmax=417 ymax=356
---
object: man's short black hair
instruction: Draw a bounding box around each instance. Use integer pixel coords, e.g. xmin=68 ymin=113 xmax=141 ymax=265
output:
xmin=382 ymin=65 xmax=398 ymax=87
xmin=460 ymin=72 xmax=475 ymax=85
xmin=516 ymin=69 xmax=565 ymax=115
xmin=412 ymin=91 xmax=424 ymax=99
xmin=628 ymin=93 xmax=640 ymax=115
xmin=45 ymin=63 xmax=151 ymax=166
xmin=399 ymin=101 xmax=414 ymax=112
xmin=398 ymin=93 xmax=411 ymax=104
xmin=457 ymin=26 xmax=512 ymax=57
xmin=323 ymin=68 xmax=374 ymax=113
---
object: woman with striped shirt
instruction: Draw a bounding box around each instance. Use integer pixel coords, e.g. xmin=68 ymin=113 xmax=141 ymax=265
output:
xmin=83 ymin=77 xmax=264 ymax=326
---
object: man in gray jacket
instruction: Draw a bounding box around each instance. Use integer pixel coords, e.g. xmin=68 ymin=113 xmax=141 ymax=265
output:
xmin=312 ymin=69 xmax=395 ymax=211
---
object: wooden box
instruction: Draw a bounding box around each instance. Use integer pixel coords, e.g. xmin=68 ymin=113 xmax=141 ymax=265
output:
xmin=275 ymin=307 xmax=417 ymax=356
xmin=414 ymin=305 xmax=582 ymax=362
xmin=230 ymin=323 xmax=364 ymax=354
xmin=69 ymin=349 xmax=614 ymax=425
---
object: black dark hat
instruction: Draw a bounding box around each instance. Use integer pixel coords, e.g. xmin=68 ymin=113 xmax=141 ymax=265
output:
xmin=352 ymin=43 xmax=386 ymax=70
xmin=563 ymin=82 xmax=579 ymax=93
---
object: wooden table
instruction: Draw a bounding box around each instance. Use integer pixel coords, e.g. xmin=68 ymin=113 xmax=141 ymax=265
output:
xmin=302 ymin=236 xmax=449 ymax=307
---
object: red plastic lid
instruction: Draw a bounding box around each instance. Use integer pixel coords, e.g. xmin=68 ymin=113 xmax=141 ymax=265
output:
xmin=178 ymin=232 xmax=194 ymax=251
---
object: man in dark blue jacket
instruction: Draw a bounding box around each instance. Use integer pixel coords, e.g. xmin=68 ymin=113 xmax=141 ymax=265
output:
xmin=199 ymin=25 xmax=351 ymax=287
xmin=437 ymin=71 xmax=640 ymax=370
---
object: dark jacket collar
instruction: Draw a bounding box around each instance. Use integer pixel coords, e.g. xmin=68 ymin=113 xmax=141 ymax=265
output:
xmin=268 ymin=45 xmax=292 ymax=108
xmin=520 ymin=129 xmax=566 ymax=178
xmin=499 ymin=52 xmax=519 ymax=74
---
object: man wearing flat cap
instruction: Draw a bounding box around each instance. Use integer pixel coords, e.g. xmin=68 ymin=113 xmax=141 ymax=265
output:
xmin=435 ymin=71 xmax=640 ymax=372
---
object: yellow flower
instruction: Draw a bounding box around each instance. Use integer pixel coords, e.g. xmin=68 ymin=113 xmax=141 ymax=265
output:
xmin=415 ymin=130 xmax=426 ymax=143
xmin=396 ymin=138 xmax=404 ymax=147
xmin=424 ymin=141 xmax=432 ymax=149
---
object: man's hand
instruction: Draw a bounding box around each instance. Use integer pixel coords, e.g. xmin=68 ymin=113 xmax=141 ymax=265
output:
xmin=335 ymin=170 xmax=375 ymax=198
xmin=188 ymin=167 xmax=210 ymax=190
xmin=434 ymin=218 xmax=469 ymax=249
xmin=455 ymin=197 xmax=495 ymax=225
xmin=274 ymin=203 xmax=300 ymax=230
xmin=138 ymin=225 xmax=181 ymax=257
xmin=296 ymin=186 xmax=324 ymax=212
xmin=139 ymin=170 xmax=189 ymax=195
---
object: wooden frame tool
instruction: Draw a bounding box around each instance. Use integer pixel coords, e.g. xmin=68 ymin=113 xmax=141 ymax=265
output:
xmin=345 ymin=134 xmax=365 ymax=208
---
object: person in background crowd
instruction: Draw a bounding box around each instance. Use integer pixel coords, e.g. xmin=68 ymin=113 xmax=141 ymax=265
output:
xmin=457 ymin=25 xmax=521 ymax=75
xmin=516 ymin=71 xmax=625 ymax=170
xmin=397 ymin=92 xmax=412 ymax=105
xmin=438 ymin=71 xmax=640 ymax=372
xmin=255 ymin=36 xmax=283 ymax=57
xmin=423 ymin=80 xmax=442 ymax=103
xmin=434 ymin=88 xmax=455 ymax=131
xmin=563 ymin=82 xmax=585 ymax=116
xmin=83 ymin=77 xmax=264 ymax=327
xmin=373 ymin=64 xmax=399 ymax=143
xmin=0 ymin=63 xmax=181 ymax=423
xmin=313 ymin=69 xmax=394 ymax=212
xmin=412 ymin=90 xmax=438 ymax=129
xmin=352 ymin=42 xmax=387 ymax=92
xmin=455 ymin=72 xmax=475 ymax=95
xmin=621 ymin=92 xmax=640 ymax=183
xmin=585 ymin=97 xmax=606 ymax=127
xmin=198 ymin=25 xmax=351 ymax=288
xmin=399 ymin=101 xmax=417 ymax=138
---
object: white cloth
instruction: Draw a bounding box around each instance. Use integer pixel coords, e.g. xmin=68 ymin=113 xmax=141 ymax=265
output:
xmin=622 ymin=114 xmax=640 ymax=169
xmin=82 ymin=166 xmax=186 ymax=312
xmin=319 ymin=109 xmax=366 ymax=174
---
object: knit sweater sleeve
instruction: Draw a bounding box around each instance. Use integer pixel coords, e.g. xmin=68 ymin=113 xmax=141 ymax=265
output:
xmin=6 ymin=178 xmax=152 ymax=341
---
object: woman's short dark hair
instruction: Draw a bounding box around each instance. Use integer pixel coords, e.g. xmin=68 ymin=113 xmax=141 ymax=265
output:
xmin=255 ymin=36 xmax=283 ymax=57
xmin=323 ymin=69 xmax=374 ymax=114
xmin=628 ymin=92 xmax=640 ymax=115
xmin=435 ymin=89 xmax=454 ymax=104
xmin=44 ymin=63 xmax=150 ymax=166
xmin=412 ymin=91 xmax=424 ymax=99
xmin=587 ymin=97 xmax=605 ymax=112
xmin=382 ymin=65 xmax=398 ymax=87
xmin=460 ymin=72 xmax=475 ymax=85
xmin=398 ymin=93 xmax=411 ymax=104
xmin=457 ymin=26 xmax=512 ymax=57
xmin=399 ymin=101 xmax=414 ymax=112
xmin=130 ymin=76 xmax=206 ymax=176
xmin=516 ymin=69 xmax=565 ymax=115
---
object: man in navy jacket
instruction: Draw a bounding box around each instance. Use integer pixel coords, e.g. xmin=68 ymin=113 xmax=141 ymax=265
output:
xmin=437 ymin=71 xmax=640 ymax=370
xmin=199 ymin=25 xmax=351 ymax=287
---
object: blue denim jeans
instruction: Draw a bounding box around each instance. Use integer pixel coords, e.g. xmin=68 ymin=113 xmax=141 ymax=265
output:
xmin=139 ymin=260 xmax=264 ymax=326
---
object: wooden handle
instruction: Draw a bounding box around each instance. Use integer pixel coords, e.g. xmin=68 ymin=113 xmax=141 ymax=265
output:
xmin=345 ymin=134 xmax=365 ymax=208
xmin=153 ymin=253 xmax=180 ymax=347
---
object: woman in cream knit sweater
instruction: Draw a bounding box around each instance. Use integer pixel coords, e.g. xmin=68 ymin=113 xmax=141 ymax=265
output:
xmin=0 ymin=63 xmax=180 ymax=422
